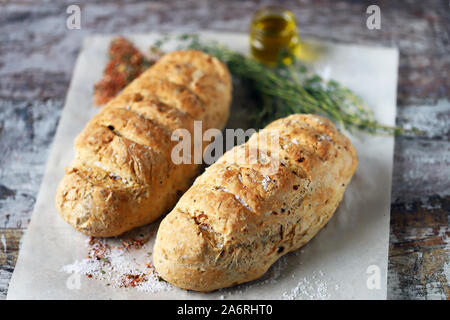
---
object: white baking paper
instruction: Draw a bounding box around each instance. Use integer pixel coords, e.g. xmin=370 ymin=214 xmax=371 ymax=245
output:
xmin=7 ymin=32 xmax=398 ymax=300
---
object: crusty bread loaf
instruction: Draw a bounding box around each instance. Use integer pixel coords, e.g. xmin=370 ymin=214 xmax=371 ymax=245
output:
xmin=56 ymin=50 xmax=232 ymax=237
xmin=153 ymin=114 xmax=357 ymax=292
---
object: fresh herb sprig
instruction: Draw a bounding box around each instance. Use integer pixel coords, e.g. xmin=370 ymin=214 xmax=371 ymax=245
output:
xmin=156 ymin=34 xmax=418 ymax=135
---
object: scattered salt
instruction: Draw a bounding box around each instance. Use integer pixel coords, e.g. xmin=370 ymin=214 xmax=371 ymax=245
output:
xmin=60 ymin=220 xmax=339 ymax=298
xmin=60 ymin=225 xmax=173 ymax=293
xmin=234 ymin=194 xmax=254 ymax=213
xmin=93 ymin=161 xmax=106 ymax=170
xmin=261 ymin=175 xmax=272 ymax=192
xmin=281 ymin=270 xmax=341 ymax=300
xmin=199 ymin=223 xmax=214 ymax=233
xmin=216 ymin=187 xmax=254 ymax=213
xmin=109 ymin=173 xmax=121 ymax=180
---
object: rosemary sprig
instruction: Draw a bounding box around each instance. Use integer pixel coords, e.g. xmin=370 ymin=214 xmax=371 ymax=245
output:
xmin=156 ymin=34 xmax=418 ymax=135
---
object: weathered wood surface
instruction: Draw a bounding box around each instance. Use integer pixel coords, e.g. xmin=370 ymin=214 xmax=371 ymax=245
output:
xmin=0 ymin=0 xmax=448 ymax=299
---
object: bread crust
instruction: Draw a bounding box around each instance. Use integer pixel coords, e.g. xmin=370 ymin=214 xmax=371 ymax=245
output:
xmin=153 ymin=114 xmax=358 ymax=292
xmin=56 ymin=50 xmax=232 ymax=237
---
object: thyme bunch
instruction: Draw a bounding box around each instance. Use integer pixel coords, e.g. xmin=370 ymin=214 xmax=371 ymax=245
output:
xmin=155 ymin=34 xmax=418 ymax=135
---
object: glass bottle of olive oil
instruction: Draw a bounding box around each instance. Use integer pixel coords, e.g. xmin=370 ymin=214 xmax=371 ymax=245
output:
xmin=250 ymin=7 xmax=299 ymax=66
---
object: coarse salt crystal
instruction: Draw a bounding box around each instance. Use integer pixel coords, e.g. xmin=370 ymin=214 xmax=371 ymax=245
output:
xmin=261 ymin=175 xmax=272 ymax=191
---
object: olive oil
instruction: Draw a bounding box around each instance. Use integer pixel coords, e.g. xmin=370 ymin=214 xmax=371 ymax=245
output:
xmin=250 ymin=7 xmax=299 ymax=65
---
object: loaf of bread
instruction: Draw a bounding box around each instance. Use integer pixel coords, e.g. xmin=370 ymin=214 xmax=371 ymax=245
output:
xmin=153 ymin=114 xmax=357 ymax=292
xmin=56 ymin=50 xmax=232 ymax=237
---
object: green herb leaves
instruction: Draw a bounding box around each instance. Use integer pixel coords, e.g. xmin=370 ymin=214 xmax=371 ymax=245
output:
xmin=156 ymin=34 xmax=418 ymax=135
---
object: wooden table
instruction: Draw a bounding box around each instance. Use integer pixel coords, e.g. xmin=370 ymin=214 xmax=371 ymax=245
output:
xmin=0 ymin=0 xmax=448 ymax=300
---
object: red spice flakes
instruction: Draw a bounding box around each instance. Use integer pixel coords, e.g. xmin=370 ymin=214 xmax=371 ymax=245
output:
xmin=87 ymin=236 xmax=95 ymax=245
xmin=196 ymin=213 xmax=208 ymax=221
xmin=87 ymin=236 xmax=110 ymax=261
xmin=122 ymin=273 xmax=147 ymax=288
xmin=93 ymin=37 xmax=161 ymax=106
xmin=121 ymin=237 xmax=149 ymax=250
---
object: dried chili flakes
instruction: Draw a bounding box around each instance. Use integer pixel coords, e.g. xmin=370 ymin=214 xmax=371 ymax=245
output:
xmin=93 ymin=37 xmax=158 ymax=106
xmin=122 ymin=273 xmax=147 ymax=287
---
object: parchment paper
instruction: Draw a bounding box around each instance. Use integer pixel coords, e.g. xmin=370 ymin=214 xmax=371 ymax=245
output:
xmin=7 ymin=32 xmax=398 ymax=300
